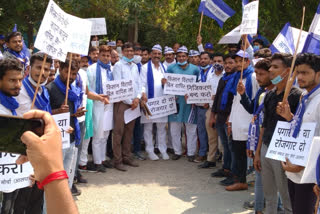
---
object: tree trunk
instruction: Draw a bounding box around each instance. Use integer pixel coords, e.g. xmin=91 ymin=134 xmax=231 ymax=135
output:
xmin=27 ymin=22 xmax=34 ymax=48
xmin=134 ymin=13 xmax=138 ymax=43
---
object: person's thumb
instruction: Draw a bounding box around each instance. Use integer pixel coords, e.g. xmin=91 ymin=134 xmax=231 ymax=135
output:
xmin=21 ymin=131 xmax=41 ymax=148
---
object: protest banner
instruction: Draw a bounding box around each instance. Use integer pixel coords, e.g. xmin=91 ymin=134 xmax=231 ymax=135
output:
xmin=142 ymin=95 xmax=177 ymax=122
xmin=291 ymin=27 xmax=309 ymax=54
xmin=0 ymin=153 xmax=33 ymax=192
xmin=34 ymin=0 xmax=70 ymax=61
xmin=266 ymin=121 xmax=316 ymax=166
xmin=240 ymin=1 xmax=259 ymax=35
xmin=86 ymin=18 xmax=107 ymax=35
xmin=300 ymin=137 xmax=320 ymax=184
xmin=218 ymin=25 xmax=241 ymax=44
xmin=53 ymin=112 xmax=70 ymax=149
xmin=186 ymin=82 xmax=213 ymax=104
xmin=124 ymin=105 xmax=141 ymax=124
xmin=164 ymin=73 xmax=197 ymax=96
xmin=104 ymin=79 xmax=134 ymax=103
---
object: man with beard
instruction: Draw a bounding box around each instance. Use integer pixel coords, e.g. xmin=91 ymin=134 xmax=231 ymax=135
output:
xmin=163 ymin=46 xmax=175 ymax=67
xmin=88 ymin=46 xmax=99 ymax=65
xmin=111 ymin=49 xmax=119 ymax=66
xmin=141 ymin=47 xmax=150 ymax=65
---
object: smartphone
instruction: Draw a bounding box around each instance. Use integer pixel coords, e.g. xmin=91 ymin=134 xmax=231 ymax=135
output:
xmin=0 ymin=115 xmax=44 ymax=155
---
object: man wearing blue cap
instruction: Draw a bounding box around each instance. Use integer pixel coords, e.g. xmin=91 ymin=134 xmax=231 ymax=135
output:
xmin=225 ymin=50 xmax=259 ymax=191
xmin=140 ymin=44 xmax=169 ymax=161
xmin=162 ymin=46 xmax=200 ymax=161
xmin=196 ymin=35 xmax=214 ymax=54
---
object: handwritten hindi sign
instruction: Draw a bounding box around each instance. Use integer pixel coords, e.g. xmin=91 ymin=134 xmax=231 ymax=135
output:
xmin=164 ymin=73 xmax=197 ymax=96
xmin=34 ymin=0 xmax=70 ymax=61
xmin=86 ymin=18 xmax=107 ymax=35
xmin=0 ymin=153 xmax=33 ymax=192
xmin=186 ymin=82 xmax=213 ymax=104
xmin=104 ymin=79 xmax=134 ymax=103
xmin=266 ymin=121 xmax=316 ymax=166
xmin=240 ymin=1 xmax=259 ymax=35
xmin=145 ymin=95 xmax=177 ymax=120
xmin=53 ymin=112 xmax=70 ymax=149
xmin=67 ymin=15 xmax=92 ymax=55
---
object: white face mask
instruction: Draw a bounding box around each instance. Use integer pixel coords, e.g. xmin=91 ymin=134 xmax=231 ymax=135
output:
xmin=28 ymin=74 xmax=47 ymax=87
xmin=91 ymin=41 xmax=99 ymax=47
xmin=133 ymin=55 xmax=142 ymax=64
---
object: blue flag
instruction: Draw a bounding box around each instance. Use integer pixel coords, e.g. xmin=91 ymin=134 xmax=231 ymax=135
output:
xmin=270 ymin=22 xmax=295 ymax=54
xmin=198 ymin=0 xmax=235 ymax=28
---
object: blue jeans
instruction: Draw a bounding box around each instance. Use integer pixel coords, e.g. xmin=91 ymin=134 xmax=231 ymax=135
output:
xmin=215 ymin=122 xmax=237 ymax=175
xmin=255 ymin=171 xmax=264 ymax=212
xmin=197 ymin=107 xmax=208 ymax=157
xmin=133 ymin=117 xmax=142 ymax=153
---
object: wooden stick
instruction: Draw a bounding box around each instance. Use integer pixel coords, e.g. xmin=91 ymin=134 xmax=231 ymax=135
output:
xmin=282 ymin=6 xmax=305 ymax=102
xmin=64 ymin=53 xmax=73 ymax=105
xmin=198 ymin=11 xmax=204 ymax=36
xmin=31 ymin=54 xmax=47 ymax=109
xmin=240 ymin=37 xmax=246 ymax=81
xmin=314 ymin=195 xmax=319 ymax=214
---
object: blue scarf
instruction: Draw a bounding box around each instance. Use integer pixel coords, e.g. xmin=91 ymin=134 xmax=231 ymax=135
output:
xmin=22 ymin=76 xmax=51 ymax=113
xmin=147 ymin=60 xmax=166 ymax=99
xmin=54 ymin=75 xmax=81 ymax=145
xmin=96 ymin=60 xmax=113 ymax=94
xmin=220 ymin=65 xmax=254 ymax=110
xmin=290 ymin=84 xmax=320 ymax=138
xmin=200 ymin=65 xmax=212 ymax=82
xmin=316 ymin=154 xmax=320 ymax=186
xmin=7 ymin=49 xmax=29 ymax=70
xmin=137 ymin=63 xmax=142 ymax=74
xmin=0 ymin=91 xmax=19 ymax=115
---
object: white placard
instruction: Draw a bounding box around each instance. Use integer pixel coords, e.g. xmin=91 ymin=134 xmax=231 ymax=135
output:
xmin=240 ymin=1 xmax=259 ymax=35
xmin=300 ymin=137 xmax=320 ymax=184
xmin=218 ymin=25 xmax=241 ymax=44
xmin=86 ymin=18 xmax=107 ymax=35
xmin=67 ymin=15 xmax=92 ymax=55
xmin=53 ymin=112 xmax=70 ymax=149
xmin=291 ymin=27 xmax=309 ymax=54
xmin=266 ymin=121 xmax=316 ymax=166
xmin=104 ymin=79 xmax=134 ymax=103
xmin=34 ymin=0 xmax=70 ymax=61
xmin=0 ymin=153 xmax=33 ymax=192
xmin=186 ymin=82 xmax=213 ymax=104
xmin=145 ymin=95 xmax=177 ymax=120
xmin=124 ymin=105 xmax=141 ymax=124
xmin=164 ymin=73 xmax=197 ymax=96
xmin=103 ymin=105 xmax=113 ymax=131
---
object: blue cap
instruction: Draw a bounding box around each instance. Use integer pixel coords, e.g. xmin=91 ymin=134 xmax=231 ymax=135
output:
xmin=107 ymin=41 xmax=116 ymax=47
xmin=235 ymin=50 xmax=249 ymax=59
xmin=205 ymin=43 xmax=214 ymax=50
xmin=0 ymin=35 xmax=4 ymax=40
xmin=177 ymin=46 xmax=188 ymax=54
xmin=152 ymin=44 xmax=162 ymax=53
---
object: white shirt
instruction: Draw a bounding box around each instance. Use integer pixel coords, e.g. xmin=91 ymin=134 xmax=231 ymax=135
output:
xmin=163 ymin=59 xmax=176 ymax=68
xmin=206 ymin=68 xmax=224 ymax=95
xmin=140 ymin=62 xmax=166 ymax=98
xmin=198 ymin=44 xmax=205 ymax=53
xmin=286 ymin=87 xmax=320 ymax=183
xmin=0 ymin=104 xmax=12 ymax=115
xmin=113 ymin=59 xmax=142 ymax=105
xmin=77 ymin=69 xmax=88 ymax=123
xmin=229 ymin=73 xmax=259 ymax=141
xmin=16 ymin=84 xmax=43 ymax=116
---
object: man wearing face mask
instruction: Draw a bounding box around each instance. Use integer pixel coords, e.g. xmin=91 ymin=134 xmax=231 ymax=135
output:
xmin=90 ymin=35 xmax=99 ymax=47
xmin=133 ymin=47 xmax=143 ymax=73
xmin=112 ymin=42 xmax=142 ymax=171
xmin=252 ymin=39 xmax=264 ymax=53
xmin=163 ymin=46 xmax=176 ymax=67
xmin=140 ymin=44 xmax=169 ymax=161
xmin=196 ymin=52 xmax=224 ymax=165
xmin=116 ymin=39 xmax=124 ymax=58
xmin=254 ymin=53 xmax=301 ymax=213
xmin=162 ymin=46 xmax=200 ymax=161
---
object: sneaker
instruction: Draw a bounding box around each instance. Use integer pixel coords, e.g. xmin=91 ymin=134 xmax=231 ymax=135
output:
xmin=187 ymin=156 xmax=195 ymax=162
xmin=220 ymin=176 xmax=237 ymax=186
xmin=211 ymin=168 xmax=230 ymax=177
xmin=198 ymin=161 xmax=216 ymax=169
xmin=172 ymin=154 xmax=181 ymax=160
xmin=95 ymin=164 xmax=107 ymax=173
xmin=78 ymin=165 xmax=97 ymax=172
xmin=243 ymin=201 xmax=255 ymax=210
xmin=161 ymin=152 xmax=170 ymax=160
xmin=102 ymin=160 xmax=113 ymax=168
xmin=71 ymin=184 xmax=81 ymax=196
xmin=193 ymin=156 xmax=205 ymax=163
xmin=148 ymin=152 xmax=159 ymax=161
xmin=134 ymin=152 xmax=146 ymax=161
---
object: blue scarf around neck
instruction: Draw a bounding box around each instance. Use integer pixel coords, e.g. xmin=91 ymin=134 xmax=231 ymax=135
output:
xmin=200 ymin=65 xmax=212 ymax=82
xmin=7 ymin=49 xmax=29 ymax=69
xmin=22 ymin=76 xmax=51 ymax=113
xmin=147 ymin=60 xmax=166 ymax=99
xmin=0 ymin=91 xmax=19 ymax=115
xmin=54 ymin=75 xmax=81 ymax=145
xmin=96 ymin=60 xmax=113 ymax=94
xmin=220 ymin=65 xmax=254 ymax=110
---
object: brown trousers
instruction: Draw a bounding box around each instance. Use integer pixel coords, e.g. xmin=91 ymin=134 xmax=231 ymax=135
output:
xmin=112 ymin=102 xmax=136 ymax=164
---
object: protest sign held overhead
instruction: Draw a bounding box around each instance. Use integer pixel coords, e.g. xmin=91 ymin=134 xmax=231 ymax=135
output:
xmin=86 ymin=18 xmax=107 ymax=35
xmin=104 ymin=79 xmax=134 ymax=103
xmin=240 ymin=1 xmax=259 ymax=35
xmin=266 ymin=121 xmax=316 ymax=167
xmin=164 ymin=73 xmax=197 ymax=96
xmin=218 ymin=25 xmax=241 ymax=44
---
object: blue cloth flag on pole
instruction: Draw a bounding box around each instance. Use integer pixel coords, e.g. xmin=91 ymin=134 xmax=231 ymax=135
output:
xmin=198 ymin=0 xmax=235 ymax=28
xmin=270 ymin=22 xmax=295 ymax=54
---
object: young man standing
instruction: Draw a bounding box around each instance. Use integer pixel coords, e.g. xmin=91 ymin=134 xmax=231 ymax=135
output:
xmin=163 ymin=46 xmax=175 ymax=67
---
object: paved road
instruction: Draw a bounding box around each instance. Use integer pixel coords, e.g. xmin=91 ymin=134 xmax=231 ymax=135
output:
xmin=75 ymin=156 xmax=255 ymax=214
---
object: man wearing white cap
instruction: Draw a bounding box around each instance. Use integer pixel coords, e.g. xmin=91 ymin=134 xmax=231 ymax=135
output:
xmin=163 ymin=46 xmax=176 ymax=67
xmin=162 ymin=46 xmax=200 ymax=161
xmin=140 ymin=44 xmax=169 ymax=160
xmin=189 ymin=50 xmax=200 ymax=66
xmin=107 ymin=41 xmax=117 ymax=50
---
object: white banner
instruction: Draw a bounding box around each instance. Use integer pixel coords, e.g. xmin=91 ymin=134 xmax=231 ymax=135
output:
xmin=34 ymin=0 xmax=70 ymax=61
xmin=164 ymin=73 xmax=197 ymax=96
xmin=240 ymin=1 xmax=259 ymax=35
xmin=104 ymin=79 xmax=134 ymax=103
xmin=53 ymin=112 xmax=70 ymax=149
xmin=186 ymin=82 xmax=213 ymax=104
xmin=86 ymin=18 xmax=107 ymax=35
xmin=0 ymin=153 xmax=33 ymax=192
xmin=124 ymin=105 xmax=141 ymax=124
xmin=218 ymin=25 xmax=241 ymax=44
xmin=301 ymin=137 xmax=320 ymax=184
xmin=145 ymin=95 xmax=177 ymax=120
xmin=266 ymin=121 xmax=316 ymax=166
